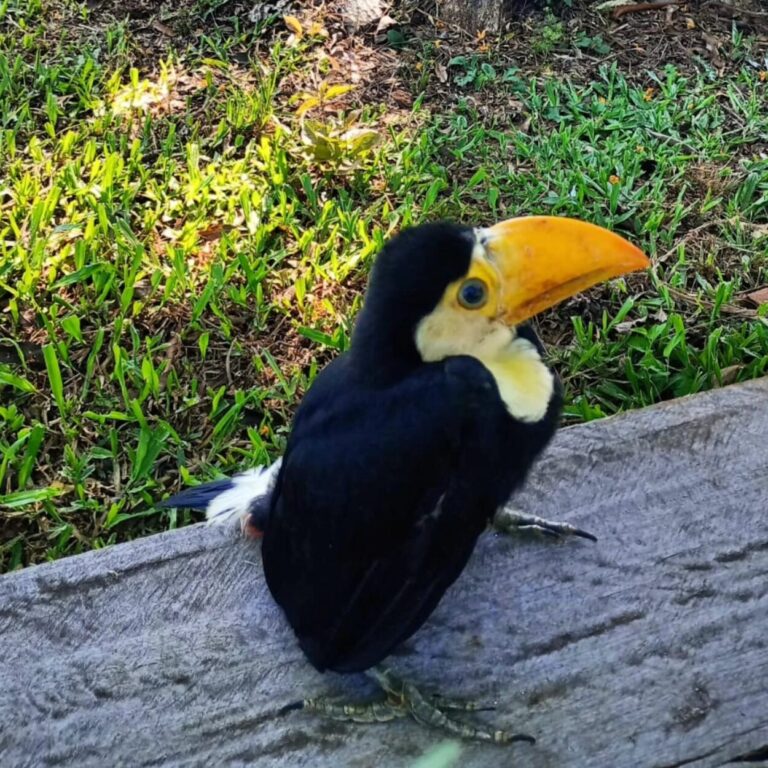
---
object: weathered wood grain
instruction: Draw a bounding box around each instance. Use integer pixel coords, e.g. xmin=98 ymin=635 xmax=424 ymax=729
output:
xmin=2 ymin=378 xmax=768 ymax=768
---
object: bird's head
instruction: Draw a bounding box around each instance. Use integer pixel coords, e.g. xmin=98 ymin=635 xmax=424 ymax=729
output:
xmin=351 ymin=217 xmax=648 ymax=417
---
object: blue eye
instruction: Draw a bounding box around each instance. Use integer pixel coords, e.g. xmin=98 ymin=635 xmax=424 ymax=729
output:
xmin=458 ymin=278 xmax=488 ymax=309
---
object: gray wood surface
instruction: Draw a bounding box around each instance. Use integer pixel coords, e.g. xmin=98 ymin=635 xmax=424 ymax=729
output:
xmin=2 ymin=378 xmax=768 ymax=768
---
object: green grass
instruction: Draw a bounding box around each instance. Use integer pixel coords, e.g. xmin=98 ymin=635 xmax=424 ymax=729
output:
xmin=1 ymin=1 xmax=767 ymax=570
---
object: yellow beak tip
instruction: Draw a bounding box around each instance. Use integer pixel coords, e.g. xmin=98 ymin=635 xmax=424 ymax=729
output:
xmin=484 ymin=216 xmax=650 ymax=324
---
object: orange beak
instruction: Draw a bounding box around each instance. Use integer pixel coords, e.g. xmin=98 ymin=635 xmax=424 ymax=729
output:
xmin=480 ymin=216 xmax=650 ymax=325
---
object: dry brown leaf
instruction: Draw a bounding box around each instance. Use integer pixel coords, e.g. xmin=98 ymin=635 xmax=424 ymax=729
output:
xmin=151 ymin=20 xmax=175 ymax=37
xmin=701 ymin=31 xmax=725 ymax=70
xmin=719 ymin=364 xmax=744 ymax=386
xmin=615 ymin=318 xmax=643 ymax=334
xmin=198 ymin=224 xmax=225 ymax=242
xmin=745 ymin=287 xmax=768 ymax=307
xmin=375 ymin=14 xmax=397 ymax=34
xmin=435 ymin=63 xmax=448 ymax=83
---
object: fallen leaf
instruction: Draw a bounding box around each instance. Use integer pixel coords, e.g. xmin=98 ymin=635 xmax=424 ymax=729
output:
xmin=307 ymin=22 xmax=328 ymax=37
xmin=615 ymin=318 xmax=643 ymax=334
xmin=746 ymin=287 xmax=768 ymax=307
xmin=163 ymin=335 xmax=183 ymax=369
xmin=375 ymin=14 xmax=397 ymax=34
xmin=284 ymin=15 xmax=303 ymax=38
xmin=151 ymin=19 xmax=175 ymax=37
xmin=198 ymin=223 xmax=225 ymax=242
xmin=435 ymin=63 xmax=448 ymax=83
xmin=323 ymin=84 xmax=354 ymax=101
xmin=719 ymin=364 xmax=744 ymax=386
xmin=701 ymin=32 xmax=725 ymax=70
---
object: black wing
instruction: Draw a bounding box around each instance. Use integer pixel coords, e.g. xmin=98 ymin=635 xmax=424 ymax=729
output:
xmin=262 ymin=355 xmax=539 ymax=673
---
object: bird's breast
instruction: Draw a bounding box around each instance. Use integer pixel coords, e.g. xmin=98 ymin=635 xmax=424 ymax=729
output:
xmin=479 ymin=337 xmax=555 ymax=422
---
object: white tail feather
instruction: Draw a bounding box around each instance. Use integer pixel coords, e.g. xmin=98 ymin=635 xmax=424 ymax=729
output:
xmin=206 ymin=458 xmax=282 ymax=527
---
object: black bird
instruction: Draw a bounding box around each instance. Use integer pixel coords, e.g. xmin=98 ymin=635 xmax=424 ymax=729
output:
xmin=162 ymin=217 xmax=648 ymax=741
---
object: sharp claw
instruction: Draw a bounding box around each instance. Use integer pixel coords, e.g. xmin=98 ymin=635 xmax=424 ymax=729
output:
xmin=493 ymin=509 xmax=597 ymax=543
xmin=572 ymin=527 xmax=598 ymax=543
xmin=278 ymin=700 xmax=305 ymax=716
xmin=285 ymin=662 xmax=535 ymax=743
xmin=290 ymin=666 xmax=536 ymax=744
xmin=509 ymin=733 xmax=536 ymax=745
xmin=483 ymin=729 xmax=536 ymax=745
xmin=514 ymin=524 xmax=562 ymax=539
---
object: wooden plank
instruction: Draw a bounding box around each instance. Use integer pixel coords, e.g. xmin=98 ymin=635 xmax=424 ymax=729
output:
xmin=1 ymin=378 xmax=768 ymax=768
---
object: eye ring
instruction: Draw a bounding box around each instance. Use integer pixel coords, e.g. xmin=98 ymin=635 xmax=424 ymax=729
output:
xmin=457 ymin=278 xmax=488 ymax=310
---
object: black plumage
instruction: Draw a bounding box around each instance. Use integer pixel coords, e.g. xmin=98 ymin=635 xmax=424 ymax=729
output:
xmin=261 ymin=223 xmax=561 ymax=674
xmin=162 ymin=214 xmax=648 ymax=740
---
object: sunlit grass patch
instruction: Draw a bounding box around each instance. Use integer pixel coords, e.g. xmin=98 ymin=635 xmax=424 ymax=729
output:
xmin=1 ymin=0 xmax=767 ymax=570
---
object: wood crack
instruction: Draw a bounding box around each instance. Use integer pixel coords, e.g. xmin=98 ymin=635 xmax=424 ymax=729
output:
xmin=521 ymin=609 xmax=646 ymax=658
xmin=727 ymin=744 xmax=768 ymax=763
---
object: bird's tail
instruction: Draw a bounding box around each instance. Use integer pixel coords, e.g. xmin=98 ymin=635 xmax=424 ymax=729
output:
xmin=160 ymin=458 xmax=282 ymax=536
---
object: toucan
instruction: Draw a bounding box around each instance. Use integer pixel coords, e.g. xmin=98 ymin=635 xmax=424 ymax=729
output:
xmin=162 ymin=217 xmax=649 ymax=742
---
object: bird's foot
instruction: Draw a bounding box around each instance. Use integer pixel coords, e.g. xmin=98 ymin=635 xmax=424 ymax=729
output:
xmin=285 ymin=666 xmax=535 ymax=745
xmin=492 ymin=507 xmax=597 ymax=543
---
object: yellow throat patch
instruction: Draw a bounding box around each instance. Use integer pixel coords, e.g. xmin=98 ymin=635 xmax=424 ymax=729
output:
xmin=415 ymin=304 xmax=554 ymax=423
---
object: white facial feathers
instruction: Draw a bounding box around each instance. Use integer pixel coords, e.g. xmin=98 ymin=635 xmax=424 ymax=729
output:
xmin=415 ymin=307 xmax=554 ymax=423
xmin=415 ymin=306 xmax=513 ymax=364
